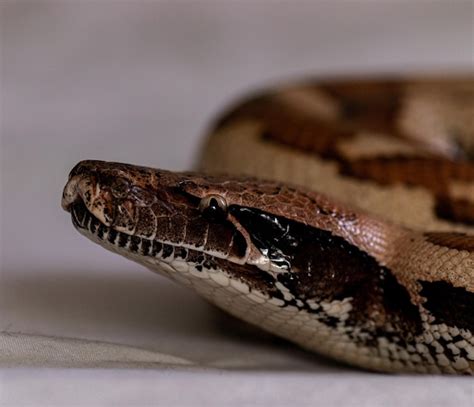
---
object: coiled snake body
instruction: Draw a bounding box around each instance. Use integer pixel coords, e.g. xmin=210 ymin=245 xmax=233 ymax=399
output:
xmin=62 ymin=77 xmax=474 ymax=374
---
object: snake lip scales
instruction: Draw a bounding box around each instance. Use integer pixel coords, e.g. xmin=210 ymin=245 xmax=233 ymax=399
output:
xmin=62 ymin=157 xmax=474 ymax=375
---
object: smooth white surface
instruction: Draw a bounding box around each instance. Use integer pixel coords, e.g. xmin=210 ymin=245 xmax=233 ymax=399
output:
xmin=1 ymin=1 xmax=473 ymax=406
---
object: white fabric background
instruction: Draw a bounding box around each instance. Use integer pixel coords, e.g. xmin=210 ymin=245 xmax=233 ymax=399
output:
xmin=1 ymin=1 xmax=473 ymax=406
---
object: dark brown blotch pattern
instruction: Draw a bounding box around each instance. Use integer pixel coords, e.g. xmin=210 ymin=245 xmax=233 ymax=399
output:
xmin=424 ymin=232 xmax=474 ymax=252
xmin=420 ymin=281 xmax=474 ymax=332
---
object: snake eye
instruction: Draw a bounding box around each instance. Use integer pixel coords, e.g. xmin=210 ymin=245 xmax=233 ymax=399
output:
xmin=199 ymin=194 xmax=228 ymax=222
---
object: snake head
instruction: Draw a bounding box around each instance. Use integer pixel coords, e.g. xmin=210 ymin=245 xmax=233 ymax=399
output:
xmin=61 ymin=160 xmax=254 ymax=263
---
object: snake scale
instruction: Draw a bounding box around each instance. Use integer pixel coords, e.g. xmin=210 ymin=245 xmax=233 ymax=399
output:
xmin=62 ymin=76 xmax=474 ymax=374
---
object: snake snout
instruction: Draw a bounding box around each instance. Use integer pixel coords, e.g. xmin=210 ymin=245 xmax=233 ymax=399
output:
xmin=61 ymin=175 xmax=87 ymax=211
xmin=62 ymin=160 xmax=104 ymax=211
xmin=63 ymin=160 xmax=157 ymax=235
xmin=62 ymin=161 xmax=114 ymax=226
xmin=62 ymin=172 xmax=104 ymax=221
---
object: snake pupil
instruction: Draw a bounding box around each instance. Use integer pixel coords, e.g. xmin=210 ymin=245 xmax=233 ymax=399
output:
xmin=200 ymin=195 xmax=228 ymax=222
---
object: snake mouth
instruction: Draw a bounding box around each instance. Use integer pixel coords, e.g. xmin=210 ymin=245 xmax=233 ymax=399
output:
xmin=68 ymin=197 xmax=184 ymax=263
xmin=65 ymin=183 xmax=235 ymax=274
xmin=70 ymin=199 xmax=104 ymax=236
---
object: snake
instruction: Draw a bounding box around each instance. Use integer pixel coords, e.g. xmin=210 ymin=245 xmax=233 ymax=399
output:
xmin=61 ymin=76 xmax=474 ymax=374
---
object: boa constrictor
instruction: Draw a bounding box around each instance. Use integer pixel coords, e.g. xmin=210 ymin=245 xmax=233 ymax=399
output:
xmin=62 ymin=77 xmax=474 ymax=374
